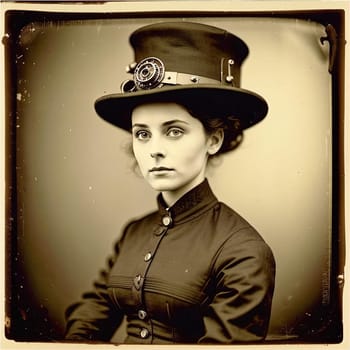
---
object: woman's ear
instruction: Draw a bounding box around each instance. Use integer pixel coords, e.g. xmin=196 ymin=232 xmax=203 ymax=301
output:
xmin=207 ymin=128 xmax=224 ymax=155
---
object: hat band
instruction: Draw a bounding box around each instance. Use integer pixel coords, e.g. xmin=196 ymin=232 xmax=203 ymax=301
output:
xmin=121 ymin=71 xmax=220 ymax=93
xmin=162 ymin=71 xmax=220 ymax=86
xmin=121 ymin=56 xmax=223 ymax=93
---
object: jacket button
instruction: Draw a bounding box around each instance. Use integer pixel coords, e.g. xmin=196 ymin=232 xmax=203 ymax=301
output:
xmin=138 ymin=309 xmax=147 ymax=320
xmin=162 ymin=215 xmax=172 ymax=227
xmin=133 ymin=274 xmax=142 ymax=290
xmin=144 ymin=252 xmax=152 ymax=262
xmin=153 ymin=226 xmax=165 ymax=236
xmin=140 ymin=328 xmax=149 ymax=338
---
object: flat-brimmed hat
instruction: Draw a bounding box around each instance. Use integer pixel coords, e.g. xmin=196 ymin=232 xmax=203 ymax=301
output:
xmin=95 ymin=21 xmax=268 ymax=131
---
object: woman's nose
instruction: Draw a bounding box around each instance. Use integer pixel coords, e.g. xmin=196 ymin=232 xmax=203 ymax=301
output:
xmin=150 ymin=151 xmax=165 ymax=159
xmin=149 ymin=137 xmax=166 ymax=159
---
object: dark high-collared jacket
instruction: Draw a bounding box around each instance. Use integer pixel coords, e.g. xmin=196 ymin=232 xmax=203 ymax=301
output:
xmin=65 ymin=179 xmax=275 ymax=344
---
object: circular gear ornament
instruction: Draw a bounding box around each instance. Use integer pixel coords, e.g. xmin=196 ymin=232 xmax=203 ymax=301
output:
xmin=133 ymin=57 xmax=165 ymax=90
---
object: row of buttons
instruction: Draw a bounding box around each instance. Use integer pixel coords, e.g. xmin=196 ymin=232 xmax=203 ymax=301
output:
xmin=136 ymin=213 xmax=172 ymax=340
xmin=139 ymin=252 xmax=151 ymax=338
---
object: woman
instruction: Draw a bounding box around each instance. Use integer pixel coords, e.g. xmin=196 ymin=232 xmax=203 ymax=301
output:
xmin=65 ymin=21 xmax=275 ymax=344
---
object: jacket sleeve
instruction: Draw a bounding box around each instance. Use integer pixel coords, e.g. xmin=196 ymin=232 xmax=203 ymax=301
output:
xmin=198 ymin=231 xmax=276 ymax=344
xmin=64 ymin=238 xmax=125 ymax=341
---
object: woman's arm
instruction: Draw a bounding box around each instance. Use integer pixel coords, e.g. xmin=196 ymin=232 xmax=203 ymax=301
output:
xmin=199 ymin=233 xmax=276 ymax=343
xmin=64 ymin=242 xmax=124 ymax=342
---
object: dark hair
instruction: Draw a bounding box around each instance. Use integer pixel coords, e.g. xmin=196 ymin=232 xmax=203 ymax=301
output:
xmin=186 ymin=107 xmax=244 ymax=157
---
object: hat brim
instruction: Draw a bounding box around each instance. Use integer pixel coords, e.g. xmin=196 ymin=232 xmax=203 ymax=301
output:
xmin=94 ymin=85 xmax=268 ymax=131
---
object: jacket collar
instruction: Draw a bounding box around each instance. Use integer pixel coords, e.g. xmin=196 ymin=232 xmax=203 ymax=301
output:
xmin=156 ymin=179 xmax=218 ymax=225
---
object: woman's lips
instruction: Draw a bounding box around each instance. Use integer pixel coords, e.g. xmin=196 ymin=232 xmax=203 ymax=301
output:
xmin=149 ymin=166 xmax=174 ymax=173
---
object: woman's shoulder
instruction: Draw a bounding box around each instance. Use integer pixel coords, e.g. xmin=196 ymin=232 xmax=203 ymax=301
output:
xmin=215 ymin=201 xmax=263 ymax=239
xmin=214 ymin=202 xmax=275 ymax=270
xmin=120 ymin=209 xmax=160 ymax=235
xmin=128 ymin=208 xmax=158 ymax=223
xmin=112 ymin=210 xmax=159 ymax=250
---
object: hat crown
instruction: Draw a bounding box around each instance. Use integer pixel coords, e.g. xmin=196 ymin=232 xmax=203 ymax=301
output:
xmin=95 ymin=21 xmax=268 ymax=135
xmin=130 ymin=22 xmax=249 ymax=87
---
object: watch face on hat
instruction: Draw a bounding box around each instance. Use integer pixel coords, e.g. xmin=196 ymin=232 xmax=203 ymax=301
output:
xmin=133 ymin=57 xmax=165 ymax=90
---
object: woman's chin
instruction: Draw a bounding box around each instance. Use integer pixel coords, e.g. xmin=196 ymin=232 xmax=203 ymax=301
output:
xmin=147 ymin=178 xmax=178 ymax=192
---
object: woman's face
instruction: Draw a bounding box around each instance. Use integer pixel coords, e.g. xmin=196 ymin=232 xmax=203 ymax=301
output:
xmin=131 ymin=102 xmax=221 ymax=203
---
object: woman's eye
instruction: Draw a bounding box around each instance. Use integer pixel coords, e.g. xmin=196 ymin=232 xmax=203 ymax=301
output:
xmin=135 ymin=130 xmax=151 ymax=140
xmin=167 ymin=128 xmax=184 ymax=138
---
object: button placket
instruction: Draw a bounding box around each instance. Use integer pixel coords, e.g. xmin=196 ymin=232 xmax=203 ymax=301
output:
xmin=133 ymin=216 xmax=173 ymax=341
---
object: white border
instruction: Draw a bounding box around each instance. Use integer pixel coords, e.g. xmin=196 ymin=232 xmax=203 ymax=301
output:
xmin=1 ymin=1 xmax=349 ymax=350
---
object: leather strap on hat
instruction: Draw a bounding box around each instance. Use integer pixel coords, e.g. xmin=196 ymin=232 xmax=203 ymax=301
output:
xmin=162 ymin=71 xmax=220 ymax=86
xmin=121 ymin=56 xmax=228 ymax=93
xmin=121 ymin=71 xmax=221 ymax=93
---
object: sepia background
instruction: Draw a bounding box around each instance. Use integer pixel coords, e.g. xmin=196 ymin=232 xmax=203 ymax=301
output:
xmin=9 ymin=15 xmax=336 ymax=342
